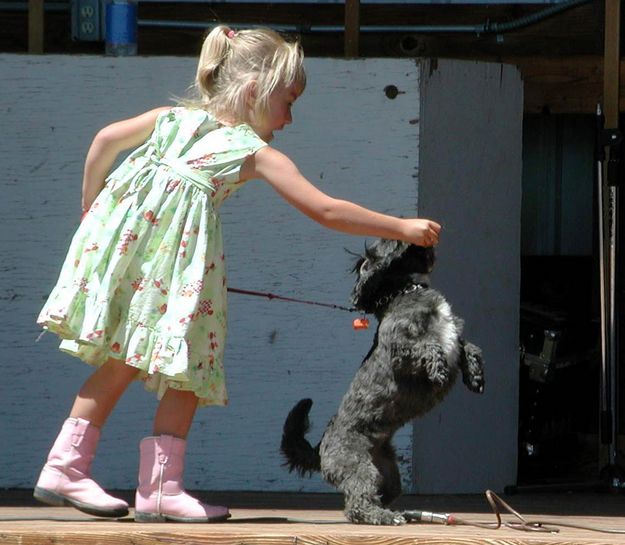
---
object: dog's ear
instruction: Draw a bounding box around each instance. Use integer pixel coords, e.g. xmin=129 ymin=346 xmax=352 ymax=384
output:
xmin=350 ymin=239 xmax=411 ymax=312
xmin=344 ymin=247 xmax=364 ymax=274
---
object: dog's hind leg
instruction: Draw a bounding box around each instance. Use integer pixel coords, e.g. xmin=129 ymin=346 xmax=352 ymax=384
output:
xmin=373 ymin=441 xmax=401 ymax=506
xmin=321 ymin=432 xmax=406 ymax=525
xmin=342 ymin=483 xmax=406 ymax=525
xmin=459 ymin=341 xmax=485 ymax=393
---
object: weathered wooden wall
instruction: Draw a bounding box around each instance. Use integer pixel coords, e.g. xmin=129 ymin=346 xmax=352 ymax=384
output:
xmin=0 ymin=54 xmax=520 ymax=494
xmin=0 ymin=55 xmax=421 ymax=493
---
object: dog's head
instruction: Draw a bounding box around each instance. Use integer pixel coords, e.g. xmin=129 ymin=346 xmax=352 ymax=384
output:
xmin=351 ymin=239 xmax=435 ymax=314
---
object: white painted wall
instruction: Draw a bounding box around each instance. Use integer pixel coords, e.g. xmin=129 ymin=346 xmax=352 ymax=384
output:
xmin=0 ymin=54 xmax=521 ymax=495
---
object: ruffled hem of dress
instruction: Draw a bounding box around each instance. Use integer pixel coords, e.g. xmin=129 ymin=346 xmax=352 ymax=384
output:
xmin=37 ymin=309 xmax=228 ymax=408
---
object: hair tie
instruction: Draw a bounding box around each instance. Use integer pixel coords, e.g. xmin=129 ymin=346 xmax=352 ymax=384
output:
xmin=226 ymin=30 xmax=235 ymax=39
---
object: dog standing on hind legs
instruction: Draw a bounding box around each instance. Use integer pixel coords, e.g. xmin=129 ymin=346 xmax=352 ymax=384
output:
xmin=281 ymin=239 xmax=485 ymax=525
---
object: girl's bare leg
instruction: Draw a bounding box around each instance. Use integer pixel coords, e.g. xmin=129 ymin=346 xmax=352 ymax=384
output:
xmin=153 ymin=388 xmax=199 ymax=439
xmin=70 ymin=357 xmax=140 ymax=427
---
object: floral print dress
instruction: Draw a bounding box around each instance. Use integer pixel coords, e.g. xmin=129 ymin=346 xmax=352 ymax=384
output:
xmin=37 ymin=107 xmax=267 ymax=407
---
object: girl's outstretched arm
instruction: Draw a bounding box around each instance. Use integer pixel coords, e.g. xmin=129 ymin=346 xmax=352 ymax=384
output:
xmin=81 ymin=107 xmax=170 ymax=213
xmin=241 ymin=146 xmax=441 ymax=247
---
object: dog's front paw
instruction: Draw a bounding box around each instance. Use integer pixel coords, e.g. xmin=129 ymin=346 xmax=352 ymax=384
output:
xmin=462 ymin=343 xmax=485 ymax=394
xmin=420 ymin=344 xmax=450 ymax=387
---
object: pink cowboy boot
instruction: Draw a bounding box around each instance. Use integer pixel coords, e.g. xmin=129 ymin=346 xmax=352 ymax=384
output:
xmin=34 ymin=417 xmax=129 ymax=517
xmin=134 ymin=435 xmax=230 ymax=522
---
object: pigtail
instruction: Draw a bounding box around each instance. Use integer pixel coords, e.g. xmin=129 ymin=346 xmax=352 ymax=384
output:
xmin=189 ymin=25 xmax=305 ymax=125
xmin=195 ymin=25 xmax=233 ymax=103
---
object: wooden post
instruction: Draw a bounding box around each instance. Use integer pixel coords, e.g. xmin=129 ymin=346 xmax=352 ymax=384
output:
xmin=600 ymin=0 xmax=621 ymax=475
xmin=344 ymin=0 xmax=360 ymax=58
xmin=28 ymin=0 xmax=44 ymax=54
xmin=604 ymin=0 xmax=620 ymax=128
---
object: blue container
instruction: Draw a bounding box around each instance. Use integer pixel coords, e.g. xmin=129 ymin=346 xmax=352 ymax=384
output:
xmin=105 ymin=0 xmax=138 ymax=56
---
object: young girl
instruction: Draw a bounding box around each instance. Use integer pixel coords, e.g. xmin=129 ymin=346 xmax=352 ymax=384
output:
xmin=34 ymin=25 xmax=441 ymax=523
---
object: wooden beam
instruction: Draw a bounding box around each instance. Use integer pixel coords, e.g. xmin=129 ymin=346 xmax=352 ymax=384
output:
xmin=344 ymin=0 xmax=360 ymax=58
xmin=28 ymin=0 xmax=44 ymax=54
xmin=503 ymin=56 xmax=625 ymax=114
xmin=511 ymin=56 xmax=602 ymax=114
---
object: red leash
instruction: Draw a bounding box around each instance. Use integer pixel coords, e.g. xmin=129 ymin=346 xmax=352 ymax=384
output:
xmin=227 ymin=287 xmax=357 ymax=313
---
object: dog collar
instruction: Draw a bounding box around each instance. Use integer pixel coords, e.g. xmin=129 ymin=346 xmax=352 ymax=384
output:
xmin=407 ymin=273 xmax=430 ymax=291
xmin=403 ymin=282 xmax=429 ymax=294
xmin=374 ymin=276 xmax=430 ymax=311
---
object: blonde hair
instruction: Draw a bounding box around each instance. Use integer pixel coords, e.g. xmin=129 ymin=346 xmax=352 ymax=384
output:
xmin=192 ymin=25 xmax=306 ymax=125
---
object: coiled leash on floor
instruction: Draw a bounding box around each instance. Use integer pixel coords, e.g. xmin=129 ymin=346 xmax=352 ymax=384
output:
xmin=403 ymin=489 xmax=625 ymax=534
xmin=234 ymin=490 xmax=625 ymax=532
xmin=406 ymin=489 xmax=558 ymax=532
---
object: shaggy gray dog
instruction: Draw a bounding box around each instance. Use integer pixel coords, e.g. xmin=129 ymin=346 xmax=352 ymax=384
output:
xmin=281 ymin=239 xmax=485 ymax=525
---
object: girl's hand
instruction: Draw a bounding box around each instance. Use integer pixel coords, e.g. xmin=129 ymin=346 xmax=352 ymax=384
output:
xmin=402 ymin=218 xmax=442 ymax=247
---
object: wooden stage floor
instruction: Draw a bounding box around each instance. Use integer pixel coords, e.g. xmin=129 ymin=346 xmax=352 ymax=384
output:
xmin=1 ymin=490 xmax=625 ymax=545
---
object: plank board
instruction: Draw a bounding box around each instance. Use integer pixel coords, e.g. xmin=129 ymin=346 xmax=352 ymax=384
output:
xmin=2 ymin=505 xmax=625 ymax=545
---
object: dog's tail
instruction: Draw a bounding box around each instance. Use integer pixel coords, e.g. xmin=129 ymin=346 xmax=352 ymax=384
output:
xmin=280 ymin=398 xmax=321 ymax=476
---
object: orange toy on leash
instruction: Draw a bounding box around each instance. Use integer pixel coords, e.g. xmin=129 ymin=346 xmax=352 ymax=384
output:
xmin=353 ymin=317 xmax=369 ymax=330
